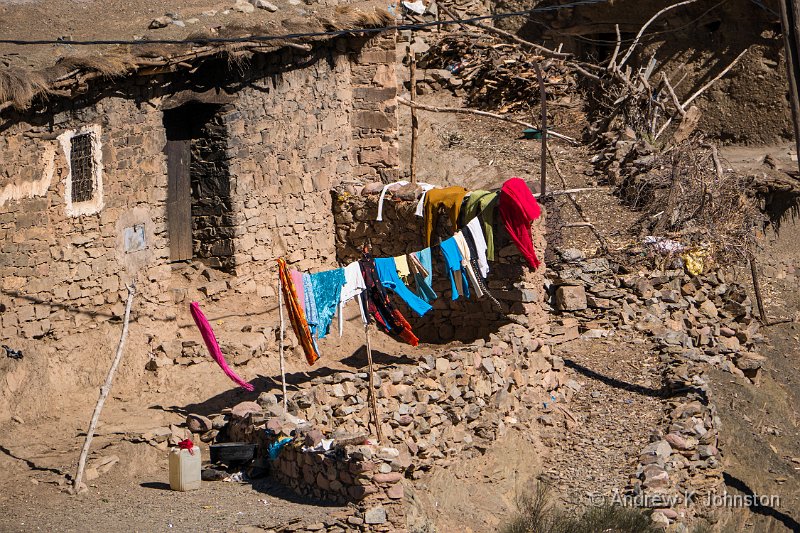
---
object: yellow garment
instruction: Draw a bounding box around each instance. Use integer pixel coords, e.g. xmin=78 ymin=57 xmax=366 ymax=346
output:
xmin=424 ymin=186 xmax=468 ymax=246
xmin=394 ymin=255 xmax=411 ymax=279
xmin=682 ymin=249 xmax=708 ymax=276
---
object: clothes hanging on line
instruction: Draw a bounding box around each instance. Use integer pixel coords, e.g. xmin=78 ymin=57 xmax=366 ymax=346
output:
xmin=465 ymin=217 xmax=490 ymax=278
xmin=439 ymin=236 xmax=470 ymax=300
xmin=310 ymin=268 xmax=345 ymax=340
xmin=376 ymin=180 xmax=409 ymax=221
xmin=359 ymin=253 xmax=419 ymax=346
xmin=278 ymin=259 xmax=319 ymax=365
xmin=375 ymin=257 xmax=433 ymax=317
xmin=338 ymin=261 xmax=368 ymax=336
xmin=498 ymin=177 xmax=542 ymax=270
xmin=394 ymin=254 xmax=411 ymax=280
xmin=290 ymin=269 xmax=305 ymax=313
xmin=454 ymin=231 xmax=484 ymax=298
xmin=190 ymin=302 xmax=255 ymax=390
xmin=424 ymin=186 xmax=468 ymax=246
xmin=302 ymin=273 xmax=322 ymax=357
xmin=410 ymin=248 xmax=436 ymax=303
xmin=414 ymin=183 xmax=437 ymax=217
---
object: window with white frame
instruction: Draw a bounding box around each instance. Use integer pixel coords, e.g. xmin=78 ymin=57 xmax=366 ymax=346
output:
xmin=58 ymin=125 xmax=104 ymax=216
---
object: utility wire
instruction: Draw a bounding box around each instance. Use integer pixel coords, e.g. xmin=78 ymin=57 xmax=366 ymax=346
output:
xmin=0 ymin=0 xmax=611 ymax=46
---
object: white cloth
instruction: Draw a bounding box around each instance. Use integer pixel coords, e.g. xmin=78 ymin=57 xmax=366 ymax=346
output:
xmin=413 ymin=183 xmax=437 ymax=217
xmin=376 ymin=181 xmax=409 ymax=221
xmin=466 ymin=217 xmax=490 ymax=278
xmin=453 ymin=231 xmax=484 ymax=298
xmin=338 ymin=261 xmax=368 ymax=335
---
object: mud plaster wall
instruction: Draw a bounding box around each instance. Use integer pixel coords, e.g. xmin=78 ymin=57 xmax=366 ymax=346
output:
xmin=0 ymin=34 xmax=399 ymax=422
xmin=332 ymin=186 xmax=547 ymax=343
xmin=498 ymin=0 xmax=791 ymax=144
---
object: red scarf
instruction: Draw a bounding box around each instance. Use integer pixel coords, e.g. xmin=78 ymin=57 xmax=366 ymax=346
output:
xmin=498 ymin=177 xmax=542 ymax=270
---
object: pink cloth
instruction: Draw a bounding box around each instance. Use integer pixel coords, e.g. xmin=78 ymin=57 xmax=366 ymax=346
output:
xmin=190 ymin=302 xmax=254 ymax=391
xmin=290 ymin=270 xmax=306 ymax=312
xmin=498 ymin=177 xmax=542 ymax=270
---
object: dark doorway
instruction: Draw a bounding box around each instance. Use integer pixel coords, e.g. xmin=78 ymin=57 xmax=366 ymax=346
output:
xmin=163 ymin=103 xmax=235 ymax=271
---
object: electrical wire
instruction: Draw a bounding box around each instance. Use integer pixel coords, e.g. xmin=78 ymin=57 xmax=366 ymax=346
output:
xmin=0 ymin=0 xmax=612 ymax=46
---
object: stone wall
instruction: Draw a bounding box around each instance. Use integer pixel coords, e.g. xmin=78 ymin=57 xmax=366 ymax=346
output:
xmin=331 ymin=182 xmax=547 ymax=343
xmin=0 ymin=34 xmax=399 ymax=422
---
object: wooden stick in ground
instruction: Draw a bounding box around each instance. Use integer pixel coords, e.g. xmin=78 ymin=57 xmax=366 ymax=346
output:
xmin=547 ymin=146 xmax=609 ymax=252
xmin=364 ymin=324 xmax=383 ymax=444
xmin=278 ymin=277 xmax=288 ymax=413
xmin=748 ymin=252 xmax=767 ymax=323
xmin=72 ymin=282 xmax=136 ymax=493
xmin=409 ymin=48 xmax=419 ymax=184
xmin=533 ymin=62 xmax=548 ymax=196
xmin=396 ymin=97 xmax=579 ymax=144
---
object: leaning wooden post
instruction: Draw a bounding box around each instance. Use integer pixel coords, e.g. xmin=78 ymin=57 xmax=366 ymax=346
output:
xmin=278 ymin=277 xmax=288 ymax=413
xmin=72 ymin=282 xmax=136 ymax=493
xmin=409 ymin=47 xmax=419 ymax=184
xmin=748 ymin=251 xmax=767 ymax=323
xmin=364 ymin=323 xmax=383 ymax=443
xmin=533 ymin=62 xmax=548 ymax=196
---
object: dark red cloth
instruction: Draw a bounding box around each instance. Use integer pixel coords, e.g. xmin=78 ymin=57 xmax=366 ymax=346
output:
xmin=498 ymin=177 xmax=542 ymax=270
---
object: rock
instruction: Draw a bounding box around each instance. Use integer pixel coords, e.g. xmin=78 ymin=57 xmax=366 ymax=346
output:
xmin=257 ymin=392 xmax=279 ymax=408
xmin=435 ymin=357 xmax=450 ymax=374
xmin=250 ymin=0 xmax=278 ymax=10
xmin=697 ymin=445 xmax=718 ymax=458
xmin=143 ymin=427 xmax=172 ymax=443
xmin=202 ymin=467 xmax=227 ymax=481
xmin=387 ymin=483 xmax=404 ymax=499
xmin=735 ymin=352 xmax=765 ymax=371
xmin=232 ymin=0 xmax=255 ymax=13
xmin=560 ymin=248 xmax=585 ymax=262
xmin=665 ymin=433 xmax=692 ymax=451
xmin=231 ymin=401 xmax=262 ymax=418
xmin=641 ymin=440 xmax=672 ymax=462
xmin=200 ymin=429 xmax=219 ymax=443
xmin=554 ymin=285 xmax=587 ymax=311
xmin=651 ymin=510 xmax=671 ymax=527
xmin=186 ymin=414 xmax=212 ymax=433
xmin=149 ymin=16 xmax=171 ymax=29
xmin=364 ymin=506 xmax=387 ymax=525
xmin=481 ymin=357 xmax=495 ymax=374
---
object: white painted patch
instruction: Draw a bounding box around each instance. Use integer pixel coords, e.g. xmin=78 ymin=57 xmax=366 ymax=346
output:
xmin=0 ymin=143 xmax=56 ymax=208
xmin=58 ymin=124 xmax=104 ymax=217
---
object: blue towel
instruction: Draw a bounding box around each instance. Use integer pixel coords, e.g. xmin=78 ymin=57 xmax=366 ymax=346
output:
xmin=439 ymin=237 xmax=470 ymax=300
xmin=374 ymin=257 xmax=433 ymax=317
xmin=414 ymin=248 xmax=437 ymax=303
xmin=310 ymin=268 xmax=345 ymax=339
xmin=302 ymin=273 xmax=322 ymax=356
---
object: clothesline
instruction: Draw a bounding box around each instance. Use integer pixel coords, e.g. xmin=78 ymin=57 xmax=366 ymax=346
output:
xmin=277 ymin=177 xmax=543 ymax=367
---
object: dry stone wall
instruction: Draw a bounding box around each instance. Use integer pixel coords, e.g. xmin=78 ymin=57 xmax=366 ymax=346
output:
xmin=331 ymin=182 xmax=547 ymax=342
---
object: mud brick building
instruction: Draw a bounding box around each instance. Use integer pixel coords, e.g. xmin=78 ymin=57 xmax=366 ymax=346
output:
xmin=0 ymin=5 xmax=401 ymax=343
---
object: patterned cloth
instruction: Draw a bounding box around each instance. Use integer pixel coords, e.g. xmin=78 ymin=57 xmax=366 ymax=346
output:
xmin=278 ymin=258 xmax=319 ymax=365
xmin=359 ymin=253 xmax=419 ymax=346
xmin=309 ymin=268 xmax=345 ymax=339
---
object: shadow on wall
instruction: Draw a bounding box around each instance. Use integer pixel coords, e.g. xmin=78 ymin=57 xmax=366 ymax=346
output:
xmin=176 ymin=347 xmax=415 ymax=417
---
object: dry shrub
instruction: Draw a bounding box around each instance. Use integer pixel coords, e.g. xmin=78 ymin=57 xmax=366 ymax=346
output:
xmin=502 ymin=482 xmax=659 ymax=533
xmin=620 ymin=138 xmax=764 ymax=262
xmin=0 ymin=67 xmax=49 ymax=109
xmin=321 ymin=6 xmax=395 ymax=32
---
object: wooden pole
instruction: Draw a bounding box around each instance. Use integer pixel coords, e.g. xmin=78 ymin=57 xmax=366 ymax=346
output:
xmin=72 ymin=282 xmax=136 ymax=493
xmin=278 ymin=277 xmax=288 ymax=413
xmin=396 ymin=97 xmax=578 ymax=144
xmin=780 ymin=0 xmax=800 ymax=173
xmin=409 ymin=48 xmax=419 ymax=184
xmin=748 ymin=252 xmax=768 ymax=323
xmin=533 ymin=62 xmax=547 ymax=196
xmin=364 ymin=324 xmax=383 ymax=443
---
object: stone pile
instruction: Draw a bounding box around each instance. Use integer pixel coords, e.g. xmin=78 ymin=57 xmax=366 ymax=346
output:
xmin=548 ymin=248 xmax=765 ymax=382
xmin=546 ymin=248 xmax=759 ymax=527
